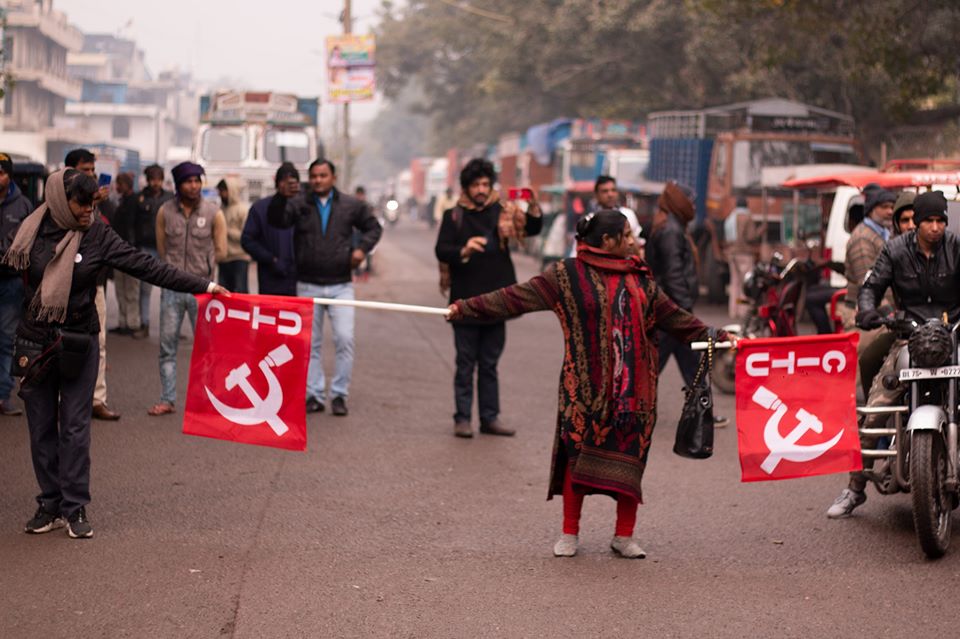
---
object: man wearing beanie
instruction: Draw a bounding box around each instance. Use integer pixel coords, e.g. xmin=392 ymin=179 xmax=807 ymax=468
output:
xmin=148 ymin=162 xmax=227 ymax=416
xmin=893 ymin=191 xmax=916 ymax=236
xmin=0 ymin=153 xmax=32 ymax=416
xmin=242 ymin=162 xmax=300 ymax=296
xmin=828 ymin=190 xmax=960 ymax=518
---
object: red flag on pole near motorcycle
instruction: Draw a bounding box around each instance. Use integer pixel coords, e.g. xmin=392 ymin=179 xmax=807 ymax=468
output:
xmin=183 ymin=294 xmax=314 ymax=451
xmin=735 ymin=333 xmax=862 ymax=481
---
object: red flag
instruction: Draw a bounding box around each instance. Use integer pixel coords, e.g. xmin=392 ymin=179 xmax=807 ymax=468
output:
xmin=735 ymin=333 xmax=862 ymax=481
xmin=184 ymin=294 xmax=314 ymax=451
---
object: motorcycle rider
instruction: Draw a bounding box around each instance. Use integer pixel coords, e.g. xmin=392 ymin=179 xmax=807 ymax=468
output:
xmin=827 ymin=191 xmax=960 ymax=518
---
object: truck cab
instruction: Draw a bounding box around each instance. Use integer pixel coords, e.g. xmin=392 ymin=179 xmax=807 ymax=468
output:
xmin=193 ymin=92 xmax=321 ymax=201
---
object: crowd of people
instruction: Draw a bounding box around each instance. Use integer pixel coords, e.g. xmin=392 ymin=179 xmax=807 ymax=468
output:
xmin=0 ymin=149 xmax=380 ymax=539
xmin=10 ymin=146 xmax=948 ymax=558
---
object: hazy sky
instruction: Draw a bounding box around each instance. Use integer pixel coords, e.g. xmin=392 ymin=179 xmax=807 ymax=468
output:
xmin=55 ymin=0 xmax=386 ymax=123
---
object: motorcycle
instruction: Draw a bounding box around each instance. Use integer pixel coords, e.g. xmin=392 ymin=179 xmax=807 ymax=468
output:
xmin=859 ymin=314 xmax=960 ymax=558
xmin=713 ymin=254 xmax=845 ymax=394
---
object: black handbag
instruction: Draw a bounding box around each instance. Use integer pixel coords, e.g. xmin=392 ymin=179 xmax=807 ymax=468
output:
xmin=673 ymin=330 xmax=716 ymax=459
xmin=11 ymin=334 xmax=61 ymax=384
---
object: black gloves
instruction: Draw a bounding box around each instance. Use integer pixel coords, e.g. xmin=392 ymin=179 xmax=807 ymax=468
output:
xmin=856 ymin=309 xmax=883 ymax=330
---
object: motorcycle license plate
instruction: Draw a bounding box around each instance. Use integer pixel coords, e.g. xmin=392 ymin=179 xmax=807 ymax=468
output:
xmin=899 ymin=366 xmax=960 ymax=381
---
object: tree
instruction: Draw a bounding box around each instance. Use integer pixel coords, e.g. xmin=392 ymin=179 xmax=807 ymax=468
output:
xmin=375 ymin=0 xmax=960 ymax=156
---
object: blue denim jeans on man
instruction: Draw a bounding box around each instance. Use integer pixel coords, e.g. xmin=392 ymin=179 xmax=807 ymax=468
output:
xmin=296 ymin=281 xmax=354 ymax=402
xmin=158 ymin=289 xmax=197 ymax=405
xmin=0 ymin=276 xmax=23 ymax=402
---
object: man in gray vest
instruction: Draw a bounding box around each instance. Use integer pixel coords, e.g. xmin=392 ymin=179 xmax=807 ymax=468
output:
xmin=148 ymin=162 xmax=227 ymax=416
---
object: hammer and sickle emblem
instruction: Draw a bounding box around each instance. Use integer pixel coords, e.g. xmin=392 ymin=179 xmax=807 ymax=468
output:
xmin=752 ymin=386 xmax=843 ymax=474
xmin=205 ymin=345 xmax=294 ymax=436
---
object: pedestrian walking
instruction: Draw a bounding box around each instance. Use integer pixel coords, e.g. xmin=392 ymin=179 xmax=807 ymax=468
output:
xmin=724 ymin=197 xmax=763 ymax=320
xmin=241 ymin=163 xmax=299 ymax=296
xmin=0 ymin=152 xmax=32 ymax=417
xmin=216 ymin=177 xmax=250 ymax=294
xmin=132 ymin=164 xmax=174 ymax=338
xmin=64 ymin=149 xmax=120 ymax=421
xmin=270 ymin=159 xmax=382 ymax=416
xmin=645 ymin=183 xmax=701 ymax=380
xmin=435 ymin=158 xmax=543 ymax=438
xmin=448 ymin=211 xmax=730 ymax=557
xmin=148 ymin=162 xmax=227 ymax=416
xmin=4 ymin=169 xmax=227 ymax=539
xmin=110 ymin=173 xmax=141 ymax=335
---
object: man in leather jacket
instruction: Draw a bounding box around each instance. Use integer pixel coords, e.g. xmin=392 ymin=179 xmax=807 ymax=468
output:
xmin=827 ymin=190 xmax=959 ymax=518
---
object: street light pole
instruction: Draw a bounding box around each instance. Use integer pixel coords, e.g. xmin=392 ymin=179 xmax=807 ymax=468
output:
xmin=342 ymin=0 xmax=352 ymax=190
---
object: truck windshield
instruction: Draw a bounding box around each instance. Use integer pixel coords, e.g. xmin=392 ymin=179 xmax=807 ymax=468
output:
xmin=733 ymin=140 xmax=858 ymax=189
xmin=614 ymin=158 xmax=648 ymax=183
xmin=265 ymin=129 xmax=310 ymax=163
xmin=201 ymin=128 xmax=247 ymax=162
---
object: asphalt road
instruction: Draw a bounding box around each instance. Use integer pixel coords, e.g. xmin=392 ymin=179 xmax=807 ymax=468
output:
xmin=2 ymin=221 xmax=959 ymax=638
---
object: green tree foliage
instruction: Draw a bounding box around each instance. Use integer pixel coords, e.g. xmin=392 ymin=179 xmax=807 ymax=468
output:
xmin=374 ymin=0 xmax=960 ymax=157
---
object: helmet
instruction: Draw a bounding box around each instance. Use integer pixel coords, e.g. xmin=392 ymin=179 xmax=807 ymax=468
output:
xmin=742 ymin=269 xmax=762 ymax=300
xmin=908 ymin=319 xmax=952 ymax=368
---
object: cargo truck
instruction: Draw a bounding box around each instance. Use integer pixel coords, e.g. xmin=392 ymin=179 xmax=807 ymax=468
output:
xmin=192 ymin=91 xmax=322 ymax=201
xmin=646 ymin=98 xmax=859 ymax=300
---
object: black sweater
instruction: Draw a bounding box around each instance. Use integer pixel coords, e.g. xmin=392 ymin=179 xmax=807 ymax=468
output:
xmin=435 ymin=202 xmax=542 ymax=324
xmin=18 ymin=217 xmax=210 ymax=341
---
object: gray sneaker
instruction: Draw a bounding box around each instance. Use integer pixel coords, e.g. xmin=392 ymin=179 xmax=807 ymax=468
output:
xmin=610 ymin=536 xmax=647 ymax=558
xmin=826 ymin=488 xmax=866 ymax=519
xmin=553 ymin=534 xmax=578 ymax=557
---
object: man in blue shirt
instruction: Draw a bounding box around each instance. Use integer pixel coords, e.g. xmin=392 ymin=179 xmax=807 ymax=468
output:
xmin=271 ymin=159 xmax=382 ymax=416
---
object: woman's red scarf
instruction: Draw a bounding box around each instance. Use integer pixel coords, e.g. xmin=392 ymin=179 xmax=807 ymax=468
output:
xmin=575 ymin=243 xmax=649 ymax=275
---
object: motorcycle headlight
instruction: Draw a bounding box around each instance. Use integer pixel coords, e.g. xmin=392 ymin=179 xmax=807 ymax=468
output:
xmin=908 ymin=319 xmax=952 ymax=368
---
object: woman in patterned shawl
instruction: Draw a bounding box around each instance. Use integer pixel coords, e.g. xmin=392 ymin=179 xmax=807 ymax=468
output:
xmin=448 ymin=211 xmax=730 ymax=559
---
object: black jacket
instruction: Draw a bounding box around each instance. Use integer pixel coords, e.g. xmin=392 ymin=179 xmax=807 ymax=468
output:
xmin=859 ymin=230 xmax=960 ymax=324
xmin=241 ymin=195 xmax=297 ymax=296
xmin=17 ymin=216 xmax=210 ymax=341
xmin=112 ymin=192 xmax=140 ymax=245
xmin=1 ymin=184 xmax=34 ymax=278
xmin=435 ymin=201 xmax=543 ymax=324
xmin=135 ymin=187 xmax=174 ymax=250
xmin=271 ymin=188 xmax=382 ymax=286
xmin=647 ymin=214 xmax=698 ymax=311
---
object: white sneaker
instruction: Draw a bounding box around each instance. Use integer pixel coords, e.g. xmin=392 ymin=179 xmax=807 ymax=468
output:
xmin=610 ymin=536 xmax=646 ymax=559
xmin=553 ymin=534 xmax=578 ymax=557
xmin=826 ymin=488 xmax=866 ymax=519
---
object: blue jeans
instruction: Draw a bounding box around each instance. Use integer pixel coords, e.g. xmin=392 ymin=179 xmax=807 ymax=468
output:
xmin=158 ymin=289 xmax=197 ymax=405
xmin=0 ymin=276 xmax=24 ymax=401
xmin=139 ymin=247 xmax=159 ymax=327
xmin=296 ymin=281 xmax=354 ymax=402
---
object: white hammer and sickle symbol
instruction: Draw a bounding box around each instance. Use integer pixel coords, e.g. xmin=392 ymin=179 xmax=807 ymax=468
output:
xmin=205 ymin=345 xmax=294 ymax=436
xmin=752 ymin=386 xmax=843 ymax=474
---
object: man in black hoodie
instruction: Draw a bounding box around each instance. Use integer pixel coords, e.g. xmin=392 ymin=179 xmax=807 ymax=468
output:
xmin=435 ymin=158 xmax=543 ymax=438
xmin=272 ymin=159 xmax=381 ymax=417
xmin=0 ymin=153 xmax=32 ymax=416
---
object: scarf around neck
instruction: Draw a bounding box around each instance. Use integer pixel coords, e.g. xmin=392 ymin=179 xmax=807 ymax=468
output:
xmin=575 ymin=243 xmax=648 ymax=275
xmin=3 ymin=169 xmax=90 ymax=323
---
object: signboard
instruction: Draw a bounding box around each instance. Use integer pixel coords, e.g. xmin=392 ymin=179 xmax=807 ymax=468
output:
xmin=326 ymin=35 xmax=376 ymax=103
xmin=327 ymin=67 xmax=376 ymax=104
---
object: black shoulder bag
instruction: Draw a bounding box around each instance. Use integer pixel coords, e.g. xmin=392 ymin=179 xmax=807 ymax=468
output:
xmin=673 ymin=330 xmax=716 ymax=459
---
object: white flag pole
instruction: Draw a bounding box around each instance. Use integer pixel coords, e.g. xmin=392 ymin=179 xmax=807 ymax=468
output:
xmin=312 ymin=297 xmax=451 ymax=316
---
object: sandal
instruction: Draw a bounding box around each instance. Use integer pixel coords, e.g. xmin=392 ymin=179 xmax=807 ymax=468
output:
xmin=147 ymin=402 xmax=175 ymax=416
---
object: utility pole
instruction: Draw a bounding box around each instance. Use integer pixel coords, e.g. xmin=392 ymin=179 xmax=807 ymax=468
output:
xmin=342 ymin=0 xmax=352 ymax=190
